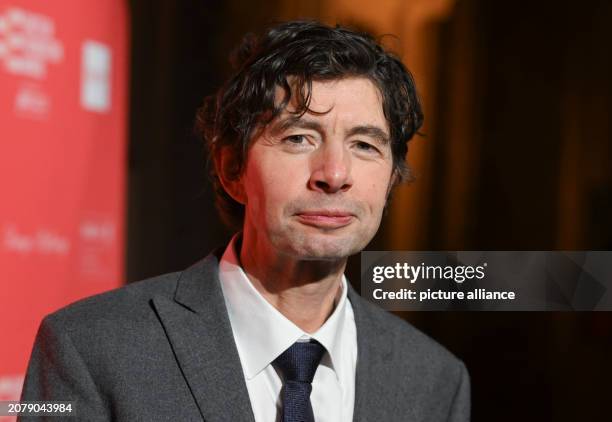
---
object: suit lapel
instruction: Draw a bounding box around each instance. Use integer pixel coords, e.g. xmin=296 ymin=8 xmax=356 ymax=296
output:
xmin=152 ymin=252 xmax=255 ymax=422
xmin=347 ymin=284 xmax=400 ymax=422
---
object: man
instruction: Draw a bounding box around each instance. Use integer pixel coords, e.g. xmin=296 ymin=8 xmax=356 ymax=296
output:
xmin=21 ymin=21 xmax=470 ymax=421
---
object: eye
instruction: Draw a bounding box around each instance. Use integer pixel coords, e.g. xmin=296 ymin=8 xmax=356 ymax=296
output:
xmin=280 ymin=134 xmax=314 ymax=152
xmin=354 ymin=141 xmax=379 ymax=153
xmin=283 ymin=134 xmax=307 ymax=144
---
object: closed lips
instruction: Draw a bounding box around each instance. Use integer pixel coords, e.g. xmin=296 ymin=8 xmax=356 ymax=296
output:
xmin=295 ymin=211 xmax=355 ymax=227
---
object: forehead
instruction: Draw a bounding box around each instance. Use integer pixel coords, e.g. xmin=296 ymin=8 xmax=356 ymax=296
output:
xmin=273 ymin=77 xmax=388 ymax=132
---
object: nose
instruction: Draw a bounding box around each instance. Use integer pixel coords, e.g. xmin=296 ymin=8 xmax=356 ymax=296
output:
xmin=308 ymin=141 xmax=353 ymax=193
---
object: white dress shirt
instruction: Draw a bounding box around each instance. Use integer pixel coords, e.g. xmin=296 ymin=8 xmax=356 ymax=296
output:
xmin=218 ymin=235 xmax=357 ymax=422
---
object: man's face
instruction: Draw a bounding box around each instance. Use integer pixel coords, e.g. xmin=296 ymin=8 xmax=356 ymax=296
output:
xmin=237 ymin=77 xmax=395 ymax=261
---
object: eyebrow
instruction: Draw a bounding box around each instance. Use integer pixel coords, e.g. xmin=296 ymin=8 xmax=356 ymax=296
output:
xmin=346 ymin=125 xmax=390 ymax=145
xmin=269 ymin=115 xmax=390 ymax=145
xmin=270 ymin=115 xmax=324 ymax=135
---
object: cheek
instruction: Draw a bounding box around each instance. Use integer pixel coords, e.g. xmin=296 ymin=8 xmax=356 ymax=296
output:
xmin=368 ymin=183 xmax=389 ymax=220
xmin=358 ymin=167 xmax=393 ymax=213
xmin=243 ymin=156 xmax=305 ymax=220
xmin=241 ymin=161 xmax=264 ymax=219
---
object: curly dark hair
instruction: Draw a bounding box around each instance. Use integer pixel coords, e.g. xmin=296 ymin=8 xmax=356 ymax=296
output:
xmin=196 ymin=20 xmax=423 ymax=230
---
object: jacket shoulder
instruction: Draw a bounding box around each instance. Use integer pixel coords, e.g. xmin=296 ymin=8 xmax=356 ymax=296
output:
xmin=353 ymin=293 xmax=464 ymax=369
xmin=46 ymin=271 xmax=182 ymax=328
xmin=351 ymin=294 xmax=470 ymax=420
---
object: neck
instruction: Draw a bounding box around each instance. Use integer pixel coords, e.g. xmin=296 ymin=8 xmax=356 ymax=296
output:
xmin=238 ymin=235 xmax=346 ymax=334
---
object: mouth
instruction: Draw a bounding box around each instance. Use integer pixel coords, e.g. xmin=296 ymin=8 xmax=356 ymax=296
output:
xmin=295 ymin=210 xmax=356 ymax=229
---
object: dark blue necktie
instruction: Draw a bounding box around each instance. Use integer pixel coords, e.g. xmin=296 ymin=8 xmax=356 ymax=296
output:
xmin=273 ymin=340 xmax=326 ymax=422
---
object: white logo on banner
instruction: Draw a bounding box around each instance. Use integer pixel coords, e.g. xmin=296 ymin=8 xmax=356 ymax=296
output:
xmin=78 ymin=215 xmax=116 ymax=278
xmin=2 ymin=223 xmax=70 ymax=255
xmin=81 ymin=40 xmax=112 ymax=112
xmin=14 ymin=83 xmax=49 ymax=117
xmin=0 ymin=7 xmax=63 ymax=79
xmin=80 ymin=218 xmax=115 ymax=244
xmin=0 ymin=373 xmax=24 ymax=401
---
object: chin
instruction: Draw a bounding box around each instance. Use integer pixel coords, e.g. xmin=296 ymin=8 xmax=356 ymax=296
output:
xmin=278 ymin=232 xmax=369 ymax=261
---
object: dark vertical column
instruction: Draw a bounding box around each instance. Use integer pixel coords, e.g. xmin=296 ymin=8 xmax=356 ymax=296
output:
xmin=126 ymin=0 xmax=284 ymax=282
xmin=128 ymin=0 xmax=180 ymax=281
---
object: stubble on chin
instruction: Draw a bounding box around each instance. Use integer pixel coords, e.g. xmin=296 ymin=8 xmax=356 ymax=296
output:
xmin=271 ymin=223 xmax=373 ymax=261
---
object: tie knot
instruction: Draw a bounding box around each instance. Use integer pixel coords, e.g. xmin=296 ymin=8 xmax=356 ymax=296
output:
xmin=273 ymin=340 xmax=326 ymax=383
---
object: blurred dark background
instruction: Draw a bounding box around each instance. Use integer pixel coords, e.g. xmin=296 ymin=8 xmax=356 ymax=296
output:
xmin=126 ymin=0 xmax=612 ymax=420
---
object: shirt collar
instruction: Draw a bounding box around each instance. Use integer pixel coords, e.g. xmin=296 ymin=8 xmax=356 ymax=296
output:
xmin=218 ymin=234 xmax=349 ymax=381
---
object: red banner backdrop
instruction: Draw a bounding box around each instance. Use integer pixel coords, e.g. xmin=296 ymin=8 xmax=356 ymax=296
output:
xmin=0 ymin=0 xmax=128 ymax=408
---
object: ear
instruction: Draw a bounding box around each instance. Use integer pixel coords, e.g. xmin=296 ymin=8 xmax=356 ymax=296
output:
xmin=214 ymin=146 xmax=247 ymax=205
xmin=386 ymin=169 xmax=400 ymax=197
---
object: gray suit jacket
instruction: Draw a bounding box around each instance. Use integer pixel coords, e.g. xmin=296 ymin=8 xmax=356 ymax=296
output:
xmin=21 ymin=250 xmax=470 ymax=421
